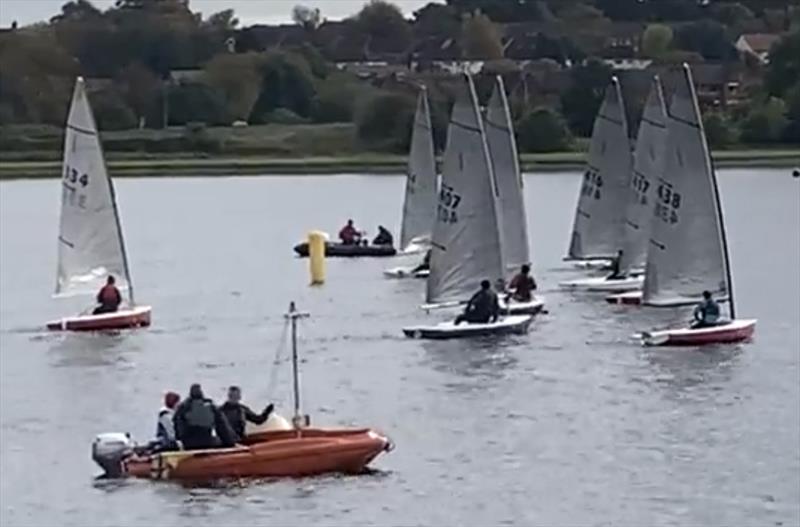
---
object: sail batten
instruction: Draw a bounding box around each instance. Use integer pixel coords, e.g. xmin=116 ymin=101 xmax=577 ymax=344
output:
xmin=485 ymin=76 xmax=530 ymax=274
xmin=399 ymin=88 xmax=438 ymax=252
xmin=566 ymin=77 xmax=633 ymax=260
xmin=642 ymin=65 xmax=729 ymax=307
xmin=426 ymin=74 xmax=505 ymax=304
xmin=55 ymin=77 xmax=133 ymax=302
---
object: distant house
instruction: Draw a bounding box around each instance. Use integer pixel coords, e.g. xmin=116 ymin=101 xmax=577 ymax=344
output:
xmin=601 ymin=58 xmax=652 ymax=71
xmin=735 ymin=33 xmax=781 ymax=64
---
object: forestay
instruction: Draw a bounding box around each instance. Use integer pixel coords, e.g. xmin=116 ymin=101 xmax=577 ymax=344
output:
xmin=643 ymin=64 xmax=729 ymax=306
xmin=426 ymin=74 xmax=505 ymax=305
xmin=55 ymin=77 xmax=132 ymax=301
xmin=566 ymin=77 xmax=632 ymax=260
xmin=485 ymin=76 xmax=530 ymax=274
xmin=400 ymin=88 xmax=438 ymax=251
xmin=619 ymin=76 xmax=667 ymax=273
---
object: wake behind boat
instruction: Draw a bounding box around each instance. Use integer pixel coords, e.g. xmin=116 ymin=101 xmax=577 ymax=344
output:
xmin=47 ymin=77 xmax=150 ymax=332
xmin=91 ymin=302 xmax=393 ymax=480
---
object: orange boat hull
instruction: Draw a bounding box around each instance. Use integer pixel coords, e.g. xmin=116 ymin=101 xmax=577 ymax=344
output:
xmin=124 ymin=428 xmax=391 ymax=480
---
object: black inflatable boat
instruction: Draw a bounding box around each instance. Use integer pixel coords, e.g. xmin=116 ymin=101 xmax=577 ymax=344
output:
xmin=293 ymin=242 xmax=397 ymax=258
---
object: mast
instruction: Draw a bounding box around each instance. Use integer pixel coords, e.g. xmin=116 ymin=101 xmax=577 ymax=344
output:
xmin=684 ymin=64 xmax=736 ymax=318
xmin=285 ymin=302 xmax=310 ymax=428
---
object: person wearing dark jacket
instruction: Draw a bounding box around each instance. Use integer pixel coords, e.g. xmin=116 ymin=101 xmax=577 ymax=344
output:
xmin=607 ymin=250 xmax=625 ymax=280
xmin=93 ymin=275 xmax=122 ymax=314
xmin=372 ymin=226 xmax=394 ymax=247
xmin=507 ymin=264 xmax=537 ymax=302
xmin=173 ymin=384 xmax=235 ymax=450
xmin=455 ymin=280 xmax=500 ymax=325
xmin=219 ymin=386 xmax=274 ymax=441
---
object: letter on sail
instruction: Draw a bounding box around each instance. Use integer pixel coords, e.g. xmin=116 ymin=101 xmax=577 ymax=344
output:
xmin=426 ymin=74 xmax=505 ymax=305
xmin=400 ymin=87 xmax=438 ymax=252
xmin=643 ymin=65 xmax=729 ymax=306
xmin=56 ymin=78 xmax=132 ymax=300
xmin=485 ymin=76 xmax=531 ymax=274
xmin=566 ymin=77 xmax=633 ymax=260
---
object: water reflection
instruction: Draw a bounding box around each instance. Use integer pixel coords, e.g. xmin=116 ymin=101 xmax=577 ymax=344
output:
xmin=420 ymin=337 xmax=521 ymax=386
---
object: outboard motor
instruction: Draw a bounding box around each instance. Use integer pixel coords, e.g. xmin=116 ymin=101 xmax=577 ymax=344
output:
xmin=91 ymin=432 xmax=134 ymax=478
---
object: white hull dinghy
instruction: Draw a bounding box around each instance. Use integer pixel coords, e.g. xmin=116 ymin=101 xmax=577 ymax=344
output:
xmin=383 ymin=267 xmax=429 ymax=279
xmin=559 ymin=274 xmax=643 ymax=292
xmin=499 ymin=297 xmax=545 ymax=315
xmin=48 ymin=77 xmax=151 ymax=332
xmin=403 ymin=315 xmax=532 ymax=340
xmin=635 ymin=65 xmax=756 ymax=346
xmin=403 ymin=74 xmax=531 ymax=339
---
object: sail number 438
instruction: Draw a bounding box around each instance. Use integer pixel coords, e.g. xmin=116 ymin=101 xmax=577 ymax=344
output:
xmin=437 ymin=183 xmax=461 ymax=224
xmin=654 ymin=183 xmax=681 ymax=224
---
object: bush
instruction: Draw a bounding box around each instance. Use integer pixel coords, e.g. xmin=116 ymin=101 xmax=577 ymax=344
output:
xmin=263 ymin=108 xmax=308 ymax=125
xmin=310 ymin=75 xmax=368 ymax=123
xmin=740 ymin=97 xmax=789 ymax=143
xmin=516 ymin=107 xmax=572 ymax=153
xmin=703 ymin=112 xmax=736 ymax=148
xmin=168 ymin=82 xmax=228 ymax=126
xmin=182 ymin=122 xmax=223 ymax=153
xmin=355 ymin=91 xmax=416 ymax=152
xmin=91 ymin=89 xmax=137 ymax=131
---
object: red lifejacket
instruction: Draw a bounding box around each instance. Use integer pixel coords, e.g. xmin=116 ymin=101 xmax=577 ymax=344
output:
xmin=98 ymin=284 xmax=121 ymax=306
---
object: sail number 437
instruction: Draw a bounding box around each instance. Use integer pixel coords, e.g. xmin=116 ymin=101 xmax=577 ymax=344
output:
xmin=437 ymin=183 xmax=461 ymax=224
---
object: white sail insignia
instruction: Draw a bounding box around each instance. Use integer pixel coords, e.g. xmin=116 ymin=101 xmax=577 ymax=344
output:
xmin=426 ymin=74 xmax=505 ymax=304
xmin=485 ymin=76 xmax=530 ymax=274
xmin=400 ymin=87 xmax=438 ymax=252
xmin=566 ymin=77 xmax=633 ymax=260
xmin=642 ymin=65 xmax=729 ymax=306
xmin=619 ymin=76 xmax=668 ymax=273
xmin=55 ymin=77 xmax=132 ymax=301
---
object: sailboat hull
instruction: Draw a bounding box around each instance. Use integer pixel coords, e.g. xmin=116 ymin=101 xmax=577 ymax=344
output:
xmin=383 ymin=267 xmax=429 ymax=279
xmin=640 ymin=319 xmax=756 ymax=346
xmin=46 ymin=306 xmax=151 ymax=331
xmin=294 ymin=242 xmax=396 ymax=258
xmin=606 ymin=290 xmax=643 ymax=305
xmin=559 ymin=275 xmax=643 ymax=292
xmin=402 ymin=315 xmax=532 ymax=339
xmin=500 ymin=297 xmax=545 ymax=315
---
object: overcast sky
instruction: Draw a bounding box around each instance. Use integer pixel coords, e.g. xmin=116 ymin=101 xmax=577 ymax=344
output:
xmin=0 ymin=0 xmax=440 ymax=27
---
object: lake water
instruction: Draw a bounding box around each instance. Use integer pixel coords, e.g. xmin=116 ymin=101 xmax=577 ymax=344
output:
xmin=1 ymin=169 xmax=798 ymax=527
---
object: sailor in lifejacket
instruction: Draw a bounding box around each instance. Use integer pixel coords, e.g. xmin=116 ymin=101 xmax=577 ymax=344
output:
xmin=691 ymin=290 xmax=721 ymax=329
xmin=372 ymin=226 xmax=394 ymax=247
xmin=173 ymin=384 xmax=235 ymax=450
xmin=219 ymin=386 xmax=274 ymax=442
xmin=606 ymin=249 xmax=625 ymax=280
xmin=339 ymin=219 xmax=361 ymax=245
xmin=151 ymin=391 xmax=180 ymax=452
xmin=93 ymin=275 xmax=122 ymax=314
xmin=411 ymin=250 xmax=431 ymax=274
xmin=455 ymin=280 xmax=500 ymax=325
xmin=507 ymin=264 xmax=537 ymax=302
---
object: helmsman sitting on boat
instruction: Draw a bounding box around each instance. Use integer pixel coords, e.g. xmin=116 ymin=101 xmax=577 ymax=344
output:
xmin=691 ymin=290 xmax=721 ymax=329
xmin=219 ymin=386 xmax=274 ymax=442
xmin=372 ymin=226 xmax=394 ymax=247
xmin=93 ymin=275 xmax=122 ymax=314
xmin=455 ymin=280 xmax=500 ymax=325
xmin=411 ymin=250 xmax=431 ymax=274
xmin=507 ymin=264 xmax=537 ymax=302
xmin=339 ymin=219 xmax=362 ymax=245
xmin=606 ymin=250 xmax=626 ymax=280
xmin=173 ymin=384 xmax=236 ymax=450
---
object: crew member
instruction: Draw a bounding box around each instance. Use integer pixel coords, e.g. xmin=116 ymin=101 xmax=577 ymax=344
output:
xmin=173 ymin=384 xmax=235 ymax=450
xmin=219 ymin=386 xmax=274 ymax=442
xmin=94 ymin=275 xmax=122 ymax=314
xmin=372 ymin=226 xmax=394 ymax=246
xmin=692 ymin=290 xmax=721 ymax=329
xmin=153 ymin=391 xmax=180 ymax=452
xmin=339 ymin=219 xmax=360 ymax=245
xmin=607 ymin=250 xmax=625 ymax=280
xmin=455 ymin=280 xmax=500 ymax=325
xmin=507 ymin=264 xmax=537 ymax=302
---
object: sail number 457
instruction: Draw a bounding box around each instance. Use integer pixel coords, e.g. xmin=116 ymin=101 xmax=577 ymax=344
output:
xmin=437 ymin=184 xmax=461 ymax=224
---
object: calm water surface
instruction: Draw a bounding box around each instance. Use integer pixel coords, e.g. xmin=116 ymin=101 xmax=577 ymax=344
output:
xmin=1 ymin=169 xmax=798 ymax=527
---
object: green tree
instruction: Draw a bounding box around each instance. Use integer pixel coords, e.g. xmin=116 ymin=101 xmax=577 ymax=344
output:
xmin=446 ymin=0 xmax=543 ymax=22
xmin=560 ymin=59 xmax=613 ymax=137
xmin=702 ymin=111 xmax=736 ymax=148
xmin=782 ymin=82 xmax=800 ymax=142
xmin=356 ymin=90 xmax=416 ymax=152
xmin=115 ymin=61 xmax=161 ymax=127
xmin=674 ymin=20 xmax=737 ymax=61
xmin=461 ymin=11 xmax=503 ymax=59
xmin=204 ymin=52 xmax=263 ymax=122
xmin=356 ymin=0 xmax=412 ymax=53
xmin=167 ymin=81 xmax=227 ymax=126
xmin=292 ymin=4 xmax=321 ymax=31
xmin=205 ymin=9 xmax=239 ymax=31
xmin=642 ymin=24 xmax=673 ymax=59
xmin=249 ymin=51 xmax=316 ymax=122
xmin=91 ymin=88 xmax=138 ymax=130
xmin=516 ymin=107 xmax=572 ymax=153
xmin=766 ymin=32 xmax=800 ymax=98
xmin=413 ymin=3 xmax=460 ymax=36
xmin=310 ymin=74 xmax=368 ymax=123
xmin=740 ymin=97 xmax=789 ymax=143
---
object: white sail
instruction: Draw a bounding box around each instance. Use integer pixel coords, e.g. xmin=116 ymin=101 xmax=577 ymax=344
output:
xmin=642 ymin=64 xmax=729 ymax=307
xmin=400 ymin=87 xmax=438 ymax=251
xmin=485 ymin=76 xmax=530 ymax=274
xmin=619 ymin=76 xmax=668 ymax=273
xmin=55 ymin=77 xmax=132 ymax=301
xmin=566 ymin=77 xmax=633 ymax=260
xmin=426 ymin=74 xmax=505 ymax=304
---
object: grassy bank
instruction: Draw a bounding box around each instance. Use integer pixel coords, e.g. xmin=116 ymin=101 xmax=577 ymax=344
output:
xmin=0 ymin=123 xmax=797 ymax=179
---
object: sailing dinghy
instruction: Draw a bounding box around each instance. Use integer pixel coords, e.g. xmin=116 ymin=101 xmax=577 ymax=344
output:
xmin=560 ymin=77 xmax=642 ymax=293
xmin=46 ymin=77 xmax=150 ymax=332
xmin=385 ymin=87 xmax=438 ymax=279
xmin=484 ymin=76 xmax=544 ymax=315
xmin=606 ymin=76 xmax=669 ymax=305
xmin=402 ymin=74 xmax=532 ymax=339
xmin=636 ymin=64 xmax=755 ymax=346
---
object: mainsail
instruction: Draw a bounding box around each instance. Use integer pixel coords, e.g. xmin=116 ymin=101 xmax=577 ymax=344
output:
xmin=618 ymin=76 xmax=668 ymax=273
xmin=485 ymin=76 xmax=530 ymax=274
xmin=400 ymin=87 xmax=438 ymax=251
xmin=55 ymin=77 xmax=133 ymax=302
xmin=426 ymin=74 xmax=505 ymax=304
xmin=566 ymin=77 xmax=633 ymax=260
xmin=642 ymin=64 xmax=729 ymax=307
